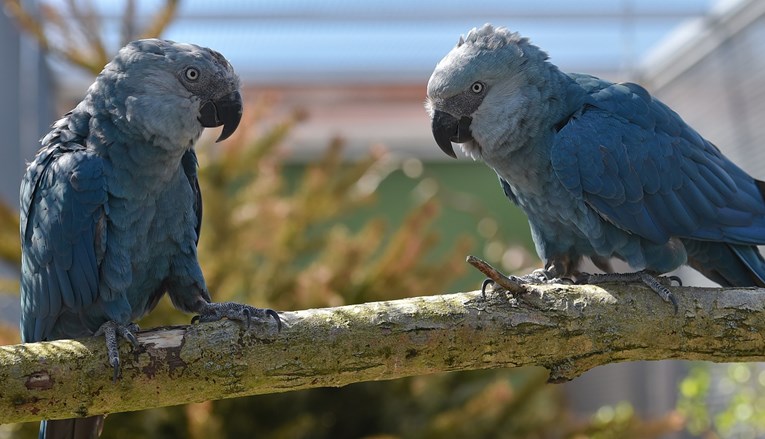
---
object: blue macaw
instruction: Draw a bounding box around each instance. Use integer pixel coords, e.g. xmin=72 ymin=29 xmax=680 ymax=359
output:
xmin=426 ymin=24 xmax=765 ymax=301
xmin=20 ymin=39 xmax=279 ymax=439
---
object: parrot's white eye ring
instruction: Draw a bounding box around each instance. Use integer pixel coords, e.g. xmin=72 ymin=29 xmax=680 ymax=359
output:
xmin=471 ymin=81 xmax=484 ymax=94
xmin=184 ymin=67 xmax=200 ymax=81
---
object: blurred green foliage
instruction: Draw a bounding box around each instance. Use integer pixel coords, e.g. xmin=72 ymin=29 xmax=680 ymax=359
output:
xmin=678 ymin=363 xmax=765 ymax=438
xmin=4 ymin=0 xmax=179 ymax=75
xmin=0 ymin=201 xmax=20 ymax=267
xmin=197 ymin=122 xmax=473 ymax=308
xmin=0 ymin=177 xmax=21 ymax=347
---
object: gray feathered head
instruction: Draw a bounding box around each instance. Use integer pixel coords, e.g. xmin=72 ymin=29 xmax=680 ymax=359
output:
xmin=85 ymin=39 xmax=242 ymax=147
xmin=427 ymin=24 xmax=548 ymax=100
xmin=426 ymin=24 xmax=553 ymax=159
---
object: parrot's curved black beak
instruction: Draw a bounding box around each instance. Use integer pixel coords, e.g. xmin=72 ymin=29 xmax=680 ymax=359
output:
xmin=199 ymin=91 xmax=243 ymax=142
xmin=431 ymin=110 xmax=473 ymax=159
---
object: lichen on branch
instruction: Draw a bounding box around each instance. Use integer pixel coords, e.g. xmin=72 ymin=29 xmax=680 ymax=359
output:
xmin=1 ymin=283 xmax=764 ymax=424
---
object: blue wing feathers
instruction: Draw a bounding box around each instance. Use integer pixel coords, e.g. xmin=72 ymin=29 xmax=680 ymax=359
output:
xmin=681 ymin=179 xmax=717 ymax=221
xmin=44 ymin=267 xmax=61 ymax=319
xmin=683 ymin=240 xmax=765 ymax=287
xmin=728 ymin=245 xmax=765 ymax=286
xmin=54 ymin=262 xmax=78 ymax=309
xmin=181 ymin=149 xmax=203 ymax=243
xmin=552 ymin=78 xmax=765 ymax=248
xmin=694 ymin=166 xmax=729 ymax=207
xmin=638 ymin=155 xmax=660 ymax=194
xmin=20 ymin=130 xmax=107 ymax=341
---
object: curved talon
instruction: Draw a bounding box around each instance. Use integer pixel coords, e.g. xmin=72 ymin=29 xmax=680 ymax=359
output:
xmin=531 ymin=268 xmax=551 ymax=281
xmin=191 ymin=315 xmax=200 ymax=324
xmin=111 ymin=358 xmax=120 ymax=383
xmin=481 ymin=278 xmax=495 ymax=300
xmin=243 ymin=307 xmax=252 ymax=329
xmin=638 ymin=272 xmax=678 ymax=313
xmin=120 ymin=324 xmax=140 ymax=348
xmin=668 ymin=292 xmax=679 ymax=315
xmin=266 ymin=309 xmax=282 ymax=332
xmin=95 ymin=320 xmax=140 ymax=382
xmin=668 ymin=275 xmax=683 ymax=287
xmin=466 ymin=255 xmax=530 ymax=294
xmin=520 ymin=268 xmax=557 ymax=284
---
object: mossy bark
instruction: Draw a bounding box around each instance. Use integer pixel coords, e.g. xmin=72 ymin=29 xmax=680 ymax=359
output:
xmin=2 ymin=284 xmax=764 ymax=424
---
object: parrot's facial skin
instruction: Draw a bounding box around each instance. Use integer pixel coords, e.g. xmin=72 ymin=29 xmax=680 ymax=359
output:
xmin=170 ymin=45 xmax=243 ymax=142
xmin=426 ymin=80 xmax=487 ymax=158
xmin=425 ymin=54 xmax=489 ymax=160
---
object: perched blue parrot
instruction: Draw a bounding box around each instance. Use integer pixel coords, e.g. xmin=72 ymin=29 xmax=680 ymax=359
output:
xmin=426 ymin=24 xmax=765 ymax=301
xmin=20 ymin=39 xmax=279 ymax=438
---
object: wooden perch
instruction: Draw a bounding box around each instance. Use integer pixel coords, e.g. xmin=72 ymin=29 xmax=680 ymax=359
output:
xmin=2 ymin=282 xmax=765 ymax=424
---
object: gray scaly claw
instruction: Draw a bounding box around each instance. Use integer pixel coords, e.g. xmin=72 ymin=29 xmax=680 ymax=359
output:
xmin=95 ymin=321 xmax=140 ymax=382
xmin=192 ymin=302 xmax=282 ymax=332
xmin=517 ymin=268 xmax=559 ymax=284
xmin=582 ymin=271 xmax=679 ymax=314
xmin=637 ymin=272 xmax=679 ymax=314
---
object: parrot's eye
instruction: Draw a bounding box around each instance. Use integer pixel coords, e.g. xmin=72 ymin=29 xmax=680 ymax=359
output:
xmin=184 ymin=67 xmax=200 ymax=81
xmin=471 ymin=82 xmax=485 ymax=94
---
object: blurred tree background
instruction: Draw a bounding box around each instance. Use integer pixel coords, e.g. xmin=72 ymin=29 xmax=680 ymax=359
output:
xmin=1 ymin=0 xmax=744 ymax=438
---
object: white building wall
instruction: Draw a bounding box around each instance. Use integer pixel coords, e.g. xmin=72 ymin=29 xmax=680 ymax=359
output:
xmin=639 ymin=0 xmax=765 ymax=179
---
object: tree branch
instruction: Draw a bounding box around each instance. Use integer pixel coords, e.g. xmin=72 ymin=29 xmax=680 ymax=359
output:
xmin=2 ymin=283 xmax=764 ymax=424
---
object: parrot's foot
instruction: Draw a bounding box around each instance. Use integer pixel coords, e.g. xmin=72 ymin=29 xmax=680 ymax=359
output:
xmin=581 ymin=271 xmax=680 ymax=313
xmin=94 ymin=321 xmax=140 ymax=382
xmin=468 ymin=255 xmax=536 ymax=298
xmin=191 ymin=302 xmax=282 ymax=332
xmin=517 ymin=268 xmax=573 ymax=284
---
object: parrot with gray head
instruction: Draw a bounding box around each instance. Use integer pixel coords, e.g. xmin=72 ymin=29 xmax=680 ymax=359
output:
xmin=20 ymin=39 xmax=280 ymax=438
xmin=426 ymin=24 xmax=765 ymax=305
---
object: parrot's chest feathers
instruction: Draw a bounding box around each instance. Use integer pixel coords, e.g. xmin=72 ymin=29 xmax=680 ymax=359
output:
xmin=502 ymin=164 xmax=647 ymax=264
xmin=491 ymin=147 xmax=598 ymax=248
xmin=105 ymin=165 xmax=198 ymax=276
xmin=486 ymin=138 xmax=553 ymax=196
xmin=508 ymin=172 xmax=583 ymax=226
xmin=514 ymin=184 xmax=605 ymax=259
